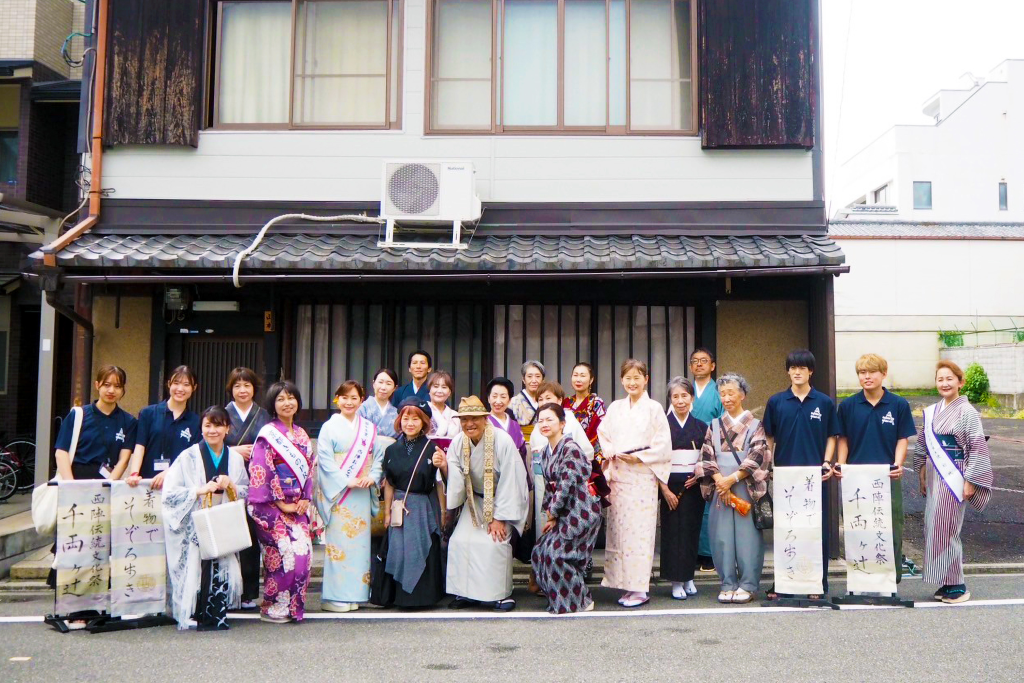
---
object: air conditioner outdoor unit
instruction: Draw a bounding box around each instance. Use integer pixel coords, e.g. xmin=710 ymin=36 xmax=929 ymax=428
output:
xmin=379 ymin=160 xmax=482 ymax=249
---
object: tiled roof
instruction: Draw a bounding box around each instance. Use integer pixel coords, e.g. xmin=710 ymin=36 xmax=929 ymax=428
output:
xmin=47 ymin=233 xmax=845 ymax=273
xmin=829 ymin=220 xmax=1024 ymax=239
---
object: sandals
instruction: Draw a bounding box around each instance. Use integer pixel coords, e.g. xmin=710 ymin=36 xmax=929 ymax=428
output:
xmin=941 ymin=587 xmax=971 ymax=604
xmin=717 ymin=591 xmax=734 ymax=603
xmin=618 ymin=592 xmax=650 ymax=608
xmin=731 ymin=589 xmax=753 ymax=604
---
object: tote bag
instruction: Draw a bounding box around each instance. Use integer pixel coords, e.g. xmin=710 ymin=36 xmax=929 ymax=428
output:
xmin=194 ymin=487 xmax=252 ymax=560
xmin=31 ymin=406 xmax=84 ymax=535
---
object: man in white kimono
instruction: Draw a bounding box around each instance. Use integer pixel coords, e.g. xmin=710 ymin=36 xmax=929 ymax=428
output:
xmin=445 ymin=396 xmax=529 ymax=611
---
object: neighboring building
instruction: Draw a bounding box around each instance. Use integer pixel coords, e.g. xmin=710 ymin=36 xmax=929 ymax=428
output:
xmin=34 ymin=0 xmax=843 ymax=449
xmin=832 ymin=60 xmax=1024 ymax=393
xmin=1 ymin=0 xmax=84 ymax=442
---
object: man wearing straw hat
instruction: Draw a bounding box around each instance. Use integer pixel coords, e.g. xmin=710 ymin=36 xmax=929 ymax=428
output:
xmin=444 ymin=396 xmax=529 ymax=612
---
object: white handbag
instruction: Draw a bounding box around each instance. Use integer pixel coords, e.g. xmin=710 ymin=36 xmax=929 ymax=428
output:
xmin=193 ymin=487 xmax=252 ymax=560
xmin=32 ymin=406 xmax=84 ymax=535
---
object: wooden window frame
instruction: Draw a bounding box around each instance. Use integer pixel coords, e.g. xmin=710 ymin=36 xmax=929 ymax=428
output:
xmin=424 ymin=0 xmax=698 ymax=136
xmin=210 ymin=0 xmax=403 ymax=131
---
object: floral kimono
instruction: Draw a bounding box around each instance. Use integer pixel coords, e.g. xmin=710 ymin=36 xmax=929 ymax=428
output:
xmin=316 ymin=413 xmax=386 ymax=605
xmin=247 ymin=419 xmax=315 ymax=620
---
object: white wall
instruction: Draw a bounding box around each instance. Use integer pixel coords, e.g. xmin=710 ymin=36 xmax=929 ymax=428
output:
xmin=100 ymin=0 xmax=814 ymax=204
xmin=835 ymin=60 xmax=1024 ymax=221
xmin=834 ymin=237 xmax=1024 ymax=390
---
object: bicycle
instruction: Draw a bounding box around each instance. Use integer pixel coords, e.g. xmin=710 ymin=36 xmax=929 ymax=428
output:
xmin=0 ymin=460 xmax=16 ymax=501
xmin=0 ymin=437 xmax=36 ymax=494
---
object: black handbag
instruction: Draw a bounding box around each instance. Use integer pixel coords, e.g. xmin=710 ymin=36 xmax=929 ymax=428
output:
xmin=720 ymin=419 xmax=774 ymax=531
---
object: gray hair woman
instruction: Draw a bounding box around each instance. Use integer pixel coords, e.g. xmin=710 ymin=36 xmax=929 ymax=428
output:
xmin=693 ymin=372 xmax=771 ymax=604
xmin=510 ymin=360 xmax=546 ymax=428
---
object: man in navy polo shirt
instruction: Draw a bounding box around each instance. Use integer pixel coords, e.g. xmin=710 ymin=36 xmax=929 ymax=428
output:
xmin=763 ymin=349 xmax=840 ymax=597
xmin=390 ymin=349 xmax=433 ymax=407
xmin=836 ymin=353 xmax=917 ymax=583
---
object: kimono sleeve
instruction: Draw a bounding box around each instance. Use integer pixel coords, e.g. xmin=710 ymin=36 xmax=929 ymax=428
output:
xmin=316 ymin=420 xmax=349 ymax=508
xmin=161 ymin=449 xmax=200 ymax=533
xmin=370 ymin=437 xmax=387 ymax=485
xmin=445 ymin=434 xmax=468 ymax=511
xmin=568 ymin=415 xmax=595 ymax=459
xmin=693 ymin=426 xmax=719 ymax=477
xmin=547 ymin=442 xmax=589 ymax=518
xmin=247 ymin=437 xmax=279 ymax=504
xmin=596 ymin=403 xmax=617 ymax=459
xmin=229 ymin=450 xmax=250 ymax=500
xmin=492 ymin=436 xmax=528 ymax=525
xmin=913 ymin=419 xmax=928 ymax=472
xmin=302 ymin=434 xmax=316 ymax=501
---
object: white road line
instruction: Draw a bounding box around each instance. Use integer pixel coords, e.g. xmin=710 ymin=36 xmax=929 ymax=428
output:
xmin=3 ymin=599 xmax=1024 ymax=624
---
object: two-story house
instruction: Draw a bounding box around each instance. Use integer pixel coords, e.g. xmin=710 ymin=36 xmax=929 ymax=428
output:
xmin=32 ymin=0 xmax=843 ymax=456
xmin=832 ymin=59 xmax=1024 ymax=398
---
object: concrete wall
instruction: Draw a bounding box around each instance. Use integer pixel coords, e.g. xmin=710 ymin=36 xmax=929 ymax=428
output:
xmin=101 ymin=0 xmax=814 ymax=203
xmin=834 ymin=237 xmax=1024 ymax=391
xmin=90 ymin=296 xmax=151 ymax=416
xmin=941 ymin=344 xmax=1024 ymax=408
xmin=716 ymin=300 xmax=808 ymax=416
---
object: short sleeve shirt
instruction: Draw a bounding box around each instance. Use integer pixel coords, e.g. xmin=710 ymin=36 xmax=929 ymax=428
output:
xmin=54 ymin=402 xmax=138 ymax=467
xmin=135 ymin=401 xmax=202 ymax=477
xmin=837 ymin=389 xmax=917 ymax=465
xmin=762 ymin=387 xmax=840 ymax=467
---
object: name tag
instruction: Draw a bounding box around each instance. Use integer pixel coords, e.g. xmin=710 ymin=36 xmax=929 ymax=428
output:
xmin=99 ymin=465 xmax=113 ymax=479
xmin=154 ymin=458 xmax=170 ymax=472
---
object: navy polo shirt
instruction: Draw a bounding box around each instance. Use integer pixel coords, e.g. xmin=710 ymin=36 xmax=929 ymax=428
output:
xmin=55 ymin=402 xmax=137 ymax=467
xmin=837 ymin=389 xmax=917 ymax=465
xmin=390 ymin=380 xmax=430 ymax=408
xmin=136 ymin=401 xmax=202 ymax=477
xmin=762 ymin=387 xmax=840 ymax=467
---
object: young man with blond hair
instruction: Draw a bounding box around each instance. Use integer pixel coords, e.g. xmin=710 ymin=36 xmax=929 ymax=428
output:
xmin=836 ymin=353 xmax=917 ymax=583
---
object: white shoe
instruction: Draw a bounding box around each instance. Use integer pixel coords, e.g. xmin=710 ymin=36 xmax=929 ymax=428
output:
xmin=321 ymin=601 xmax=354 ymax=613
xmin=684 ymin=580 xmax=698 ymax=596
xmin=671 ymin=583 xmax=687 ymax=600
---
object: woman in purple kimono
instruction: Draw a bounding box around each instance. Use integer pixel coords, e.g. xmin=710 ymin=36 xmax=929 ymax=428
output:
xmin=247 ymin=381 xmax=315 ymax=623
xmin=486 ymin=377 xmax=529 ymax=469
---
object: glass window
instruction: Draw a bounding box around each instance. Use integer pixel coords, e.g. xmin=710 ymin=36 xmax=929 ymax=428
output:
xmin=873 ymin=184 xmax=888 ymax=205
xmin=429 ymin=0 xmax=696 ymax=134
xmin=0 ymin=131 xmax=17 ymax=186
xmin=215 ymin=0 xmax=402 ymax=128
xmin=999 ymin=182 xmax=1008 ymax=211
xmin=431 ymin=0 xmax=492 ymax=130
xmin=913 ymin=181 xmax=932 ymax=210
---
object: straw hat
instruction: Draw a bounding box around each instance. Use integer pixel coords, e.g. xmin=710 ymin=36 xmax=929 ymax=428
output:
xmin=454 ymin=395 xmax=489 ymax=417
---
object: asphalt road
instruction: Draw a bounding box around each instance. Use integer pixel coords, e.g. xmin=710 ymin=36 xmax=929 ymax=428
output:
xmin=2 ymin=574 xmax=1024 ymax=682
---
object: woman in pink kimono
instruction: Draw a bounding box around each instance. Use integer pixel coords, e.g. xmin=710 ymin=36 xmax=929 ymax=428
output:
xmin=597 ymin=359 xmax=672 ymax=607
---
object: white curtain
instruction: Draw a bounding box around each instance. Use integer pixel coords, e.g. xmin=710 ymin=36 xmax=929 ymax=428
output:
xmin=502 ymin=0 xmax=557 ymax=126
xmin=629 ymin=0 xmax=691 ymax=130
xmin=218 ymin=2 xmax=291 ymax=124
xmin=564 ymin=0 xmax=607 ymax=127
xmin=608 ymin=0 xmax=627 ymax=127
xmin=294 ymin=0 xmax=390 ymax=126
xmin=432 ymin=0 xmax=492 ymax=129
xmin=295 ymin=305 xmax=313 ymax=405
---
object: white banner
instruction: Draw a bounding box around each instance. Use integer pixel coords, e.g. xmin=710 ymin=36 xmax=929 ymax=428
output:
xmin=773 ymin=466 xmax=824 ymax=596
xmin=54 ymin=481 xmax=110 ymax=615
xmin=841 ymin=464 xmax=897 ymax=594
xmin=109 ymin=482 xmax=167 ymax=617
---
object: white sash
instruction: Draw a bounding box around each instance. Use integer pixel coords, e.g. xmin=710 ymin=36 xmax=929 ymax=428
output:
xmin=336 ymin=417 xmax=376 ymax=506
xmin=670 ymin=449 xmax=700 ymax=474
xmin=258 ymin=423 xmax=310 ymax=488
xmin=923 ymin=404 xmax=965 ymax=503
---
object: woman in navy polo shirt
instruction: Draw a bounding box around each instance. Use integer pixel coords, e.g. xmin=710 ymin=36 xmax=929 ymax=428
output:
xmin=126 ymin=365 xmax=201 ymax=490
xmin=48 ymin=365 xmax=138 ymax=591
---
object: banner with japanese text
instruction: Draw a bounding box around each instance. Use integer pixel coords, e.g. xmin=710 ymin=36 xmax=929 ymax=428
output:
xmin=841 ymin=464 xmax=897 ymax=594
xmin=54 ymin=481 xmax=110 ymax=615
xmin=109 ymin=482 xmax=167 ymax=617
xmin=773 ymin=466 xmax=824 ymax=596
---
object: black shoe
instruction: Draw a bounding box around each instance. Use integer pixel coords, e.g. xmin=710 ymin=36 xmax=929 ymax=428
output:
xmin=448 ymin=597 xmax=477 ymax=610
xmin=493 ymin=598 xmax=516 ymax=612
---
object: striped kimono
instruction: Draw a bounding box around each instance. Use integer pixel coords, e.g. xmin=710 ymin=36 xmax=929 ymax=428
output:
xmin=913 ymin=397 xmax=993 ymax=586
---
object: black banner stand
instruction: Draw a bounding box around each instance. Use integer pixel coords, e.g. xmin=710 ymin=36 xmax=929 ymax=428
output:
xmin=832 ymin=593 xmax=914 ymax=608
xmin=770 ymin=596 xmax=839 ymax=610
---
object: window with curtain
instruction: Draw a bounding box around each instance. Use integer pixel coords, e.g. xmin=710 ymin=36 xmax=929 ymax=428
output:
xmin=428 ymin=0 xmax=695 ymax=134
xmin=215 ymin=0 xmax=402 ymax=128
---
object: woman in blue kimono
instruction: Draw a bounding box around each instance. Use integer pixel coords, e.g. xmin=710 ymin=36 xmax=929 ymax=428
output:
xmin=316 ymin=380 xmax=387 ymax=613
xmin=358 ymin=368 xmax=400 ymax=439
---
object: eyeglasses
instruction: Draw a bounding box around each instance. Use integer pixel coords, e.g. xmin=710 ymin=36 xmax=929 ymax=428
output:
xmin=690 ymin=358 xmax=711 ymax=366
